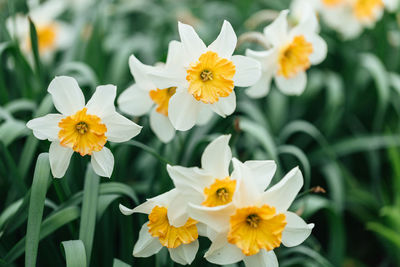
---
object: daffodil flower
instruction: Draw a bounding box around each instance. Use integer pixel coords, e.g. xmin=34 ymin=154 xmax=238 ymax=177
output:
xmin=117 ymin=41 xmax=212 ymax=143
xmin=148 ymin=20 xmax=261 ymax=131
xmin=188 ymin=159 xmax=314 ymax=267
xmin=26 ymin=76 xmax=142 ymax=178
xmin=246 ymin=10 xmax=327 ymax=97
xmin=6 ymin=0 xmax=73 ymax=61
xmin=166 ymin=135 xmax=277 ymax=228
xmin=119 ymin=189 xmax=203 ymax=265
xmin=312 ymin=0 xmax=396 ymax=39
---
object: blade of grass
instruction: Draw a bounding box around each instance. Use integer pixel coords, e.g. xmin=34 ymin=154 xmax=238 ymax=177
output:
xmin=79 ymin=165 xmax=100 ymax=265
xmin=113 ymin=258 xmax=130 ymax=267
xmin=4 ymin=206 xmax=80 ymax=263
xmin=61 ymin=240 xmax=87 ymax=267
xmin=25 ymin=153 xmax=51 ymax=267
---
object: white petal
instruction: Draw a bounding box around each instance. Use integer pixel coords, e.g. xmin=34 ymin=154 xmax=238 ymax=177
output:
xmin=54 ymin=22 xmax=74 ymax=50
xmin=168 ymin=91 xmax=202 ymax=131
xmin=178 ymin=21 xmax=206 ymax=65
xmin=243 ymin=160 xmax=276 ymax=191
xmin=129 ymin=55 xmax=157 ymax=90
xmin=205 ymin=233 xmax=245 ymax=265
xmin=188 ymin=203 xmax=234 ymax=233
xmin=117 ymin=84 xmax=153 ymax=116
xmin=210 ymin=92 xmax=236 ymax=117
xmin=149 ymin=108 xmax=175 ymax=143
xmin=261 ymin=166 xmax=303 ymax=213
xmin=245 ymin=72 xmax=273 ymax=98
xmin=165 ymin=40 xmax=185 ymax=71
xmin=169 ymin=240 xmax=199 ymax=265
xmin=30 ymin=0 xmax=67 ymax=22
xmin=282 ymin=211 xmax=314 ymax=247
xmin=47 ymin=76 xmax=85 ymax=116
xmin=147 ymin=68 xmax=184 ymax=90
xmin=196 ymin=106 xmax=214 ymax=125
xmin=167 ymin=165 xmax=213 ymax=200
xmin=133 ymin=223 xmax=163 ymax=257
xmin=307 ymin=34 xmax=327 ymax=65
xmin=167 ymin=193 xmax=189 ymax=227
xmin=86 ymin=84 xmax=116 ymax=118
xmin=208 ymin=20 xmax=237 ymax=59
xmin=201 ymin=135 xmax=231 ymax=178
xmin=119 ymin=203 xmax=136 ymax=215
xmin=245 ymin=48 xmax=279 ymax=73
xmin=291 ymin=3 xmax=319 ymax=34
xmin=275 ymin=71 xmax=307 ymax=96
xmin=231 ymin=158 xmax=262 ymax=207
xmin=133 ymin=189 xmax=179 ymax=215
xmin=91 ymin=147 xmax=114 ymax=178
xmin=26 ymin=114 xmax=63 ymax=141
xmin=244 ymin=250 xmax=278 ymax=267
xmin=263 ymin=10 xmax=289 ymax=47
xmin=232 ymin=55 xmax=261 ymax=87
xmin=49 ymin=141 xmax=73 ymax=178
xmin=102 ymin=112 xmax=142 ymax=143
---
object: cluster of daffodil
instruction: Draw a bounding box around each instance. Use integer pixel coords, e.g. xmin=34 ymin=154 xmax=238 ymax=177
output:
xmin=291 ymin=0 xmax=398 ymax=39
xmin=25 ymin=12 xmax=317 ymax=265
xmin=120 ymin=135 xmax=313 ymax=266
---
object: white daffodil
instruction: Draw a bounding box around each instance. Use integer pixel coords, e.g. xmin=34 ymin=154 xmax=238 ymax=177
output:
xmin=318 ymin=0 xmax=387 ymax=39
xmin=26 ymin=76 xmax=142 ymax=178
xmin=188 ymin=159 xmax=314 ymax=267
xmin=6 ymin=0 xmax=74 ymax=61
xmin=117 ymin=41 xmax=211 ymax=143
xmin=166 ymin=135 xmax=277 ymax=228
xmin=245 ymin=10 xmax=327 ymax=98
xmin=148 ymin=20 xmax=261 ymax=131
xmin=119 ymin=189 xmax=202 ymax=265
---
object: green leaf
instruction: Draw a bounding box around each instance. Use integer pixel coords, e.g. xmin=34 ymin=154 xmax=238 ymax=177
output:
xmin=277 ymin=145 xmax=311 ymax=190
xmin=79 ymin=166 xmax=100 ymax=264
xmin=28 ymin=17 xmax=42 ymax=80
xmin=0 ymin=119 xmax=29 ymax=146
xmin=239 ymin=118 xmax=278 ymax=161
xmin=19 ymin=95 xmax=53 ymax=180
xmin=4 ymin=206 xmax=80 ymax=263
xmin=25 ymin=153 xmax=51 ymax=267
xmin=61 ymin=240 xmax=87 ymax=267
xmin=0 ymin=199 xmax=23 ymax=232
xmin=367 ymin=222 xmax=400 ymax=248
xmin=113 ymin=258 xmax=130 ymax=267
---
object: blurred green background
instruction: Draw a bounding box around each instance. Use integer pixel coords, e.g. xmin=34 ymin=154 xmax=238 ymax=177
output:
xmin=1 ymin=0 xmax=400 ymax=266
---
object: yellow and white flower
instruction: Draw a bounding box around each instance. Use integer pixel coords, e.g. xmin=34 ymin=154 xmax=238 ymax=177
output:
xmin=246 ymin=10 xmax=327 ymax=97
xmin=117 ymin=41 xmax=209 ymax=143
xmin=300 ymin=0 xmax=397 ymax=39
xmin=119 ymin=189 xmax=201 ymax=265
xmin=6 ymin=0 xmax=74 ymax=61
xmin=149 ymin=20 xmax=261 ymax=131
xmin=26 ymin=76 xmax=142 ymax=178
xmin=188 ymin=159 xmax=314 ymax=266
xmin=166 ymin=135 xmax=277 ymax=227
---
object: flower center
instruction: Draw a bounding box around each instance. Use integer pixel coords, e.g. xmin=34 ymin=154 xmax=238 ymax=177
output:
xmin=58 ymin=108 xmax=107 ymax=156
xmin=353 ymin=0 xmax=383 ymax=21
xmin=186 ymin=51 xmax=236 ymax=104
xmin=227 ymin=205 xmax=287 ymax=256
xmin=147 ymin=206 xmax=198 ymax=248
xmin=278 ymin=35 xmax=313 ymax=79
xmin=27 ymin=23 xmax=58 ymax=53
xmin=202 ymin=177 xmax=236 ymax=207
xmin=200 ymin=70 xmax=213 ymax=81
xmin=75 ymin=122 xmax=89 ymax=134
xmin=149 ymin=87 xmax=177 ymax=116
xmin=246 ymin=214 xmax=261 ymax=228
